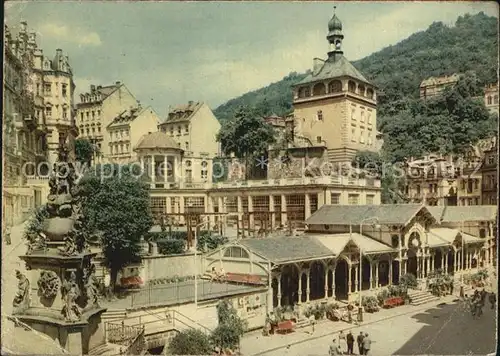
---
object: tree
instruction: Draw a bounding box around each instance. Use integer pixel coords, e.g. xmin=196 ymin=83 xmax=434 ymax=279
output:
xmin=168 ymin=329 xmax=212 ymax=355
xmin=216 ymin=106 xmax=276 ymax=179
xmin=75 ymin=138 xmax=95 ymax=167
xmin=211 ymin=300 xmax=247 ymax=350
xmin=78 ymin=163 xmax=153 ymax=292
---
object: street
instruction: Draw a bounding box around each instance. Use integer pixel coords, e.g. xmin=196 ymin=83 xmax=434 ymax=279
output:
xmin=248 ymin=301 xmax=496 ymax=356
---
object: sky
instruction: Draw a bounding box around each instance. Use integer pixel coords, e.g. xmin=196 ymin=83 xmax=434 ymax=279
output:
xmin=5 ymin=1 xmax=498 ymax=116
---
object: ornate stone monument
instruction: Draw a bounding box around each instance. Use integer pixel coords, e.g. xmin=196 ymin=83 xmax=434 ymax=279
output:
xmin=13 ymin=132 xmax=107 ymax=354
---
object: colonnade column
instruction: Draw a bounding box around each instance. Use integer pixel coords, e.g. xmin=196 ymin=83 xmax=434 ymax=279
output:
xmin=248 ymin=196 xmax=254 ymax=231
xmin=332 ymin=265 xmax=336 ymax=300
xmin=454 ymin=251 xmax=458 ymax=273
xmin=324 ymin=267 xmax=329 ymax=299
xmin=306 ymin=269 xmax=311 ymax=302
xmin=276 ymin=274 xmax=282 ymax=308
xmin=151 ymin=154 xmax=156 ymax=184
xmin=388 ymin=258 xmax=393 ymax=286
xmin=297 ymin=271 xmax=302 ymax=305
xmin=354 ymin=265 xmax=359 ymax=293
xmin=163 ymin=156 xmax=168 ymax=183
xmin=374 ymin=262 xmax=379 ymax=289
xmin=443 ymin=251 xmax=448 ymax=274
xmin=166 ymin=197 xmax=172 ymax=214
xmin=269 ymin=195 xmax=275 ymax=229
xmin=348 ymin=265 xmax=352 ymax=298
xmin=237 ymin=196 xmax=243 ymax=222
xmin=425 ymin=255 xmax=430 ymax=277
xmin=281 ymin=194 xmax=287 ymax=225
xmin=304 ymin=194 xmax=311 ymax=220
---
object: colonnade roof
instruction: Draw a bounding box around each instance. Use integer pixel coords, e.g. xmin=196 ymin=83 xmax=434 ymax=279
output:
xmin=306 ymin=204 xmax=433 ymax=226
xmin=312 ymin=233 xmax=394 ymax=255
xmin=427 ymin=205 xmax=498 ymax=223
xmin=429 ymin=228 xmax=484 ymax=247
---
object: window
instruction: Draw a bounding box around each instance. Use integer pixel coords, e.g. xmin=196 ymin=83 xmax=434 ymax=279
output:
xmin=366 ymin=88 xmax=374 ymax=99
xmin=348 ymin=81 xmax=356 ymax=93
xmin=177 ymin=126 xmax=181 ymax=135
xmin=110 ymin=146 xmax=113 ymax=154
xmin=126 ymin=144 xmax=129 ymax=152
xmin=223 ymin=246 xmax=249 ymax=259
xmin=351 ymin=128 xmax=356 ymax=142
xmin=185 ymin=169 xmax=193 ymax=182
xmin=80 ymin=113 xmax=84 ymax=121
xmin=313 ymin=83 xmax=326 ymax=96
xmin=474 ymin=180 xmax=478 ymax=190
xmin=92 ymin=111 xmax=95 ymax=120
xmin=44 ymin=83 xmax=51 ymax=95
xmin=92 ymin=127 xmax=95 ymax=134
xmin=360 ymin=112 xmax=365 ymax=123
xmin=63 ymin=108 xmax=67 ymax=119
xmin=120 ymin=144 xmax=124 ymax=153
xmin=331 ymin=193 xmax=340 ymax=204
xmin=298 ymin=87 xmax=310 ymax=98
xmin=201 ymin=170 xmax=208 ymax=179
xmin=416 ymin=185 xmax=421 ymax=194
xmin=348 ymin=194 xmax=359 ymax=205
xmin=317 ymin=110 xmax=323 ymax=121
xmin=367 ymin=113 xmax=372 ymax=124
xmin=98 ymin=125 xmax=101 ymax=133
xmin=351 ymin=108 xmax=356 ymax=121
xmin=150 ymin=197 xmax=167 ymax=218
xmin=328 ymin=80 xmax=342 ymax=93
xmin=358 ymin=84 xmax=365 ymax=96
xmin=45 ymin=106 xmax=52 ymax=118
xmin=86 ymin=112 xmax=89 ymax=120
xmin=170 ymin=127 xmax=174 ymax=136
xmin=487 ymin=96 xmax=492 ymax=105
xmin=185 ymin=125 xmax=189 ymax=134
xmin=366 ymin=195 xmax=374 ymax=205
xmin=360 ymin=131 xmax=365 ymax=143
xmin=185 ymin=142 xmax=189 ymax=150
xmin=62 ymin=84 xmax=67 ymax=97
xmin=316 ymin=136 xmax=322 ymax=144
xmin=488 ymin=155 xmax=495 ymax=165
xmin=97 ymin=110 xmax=101 ymax=117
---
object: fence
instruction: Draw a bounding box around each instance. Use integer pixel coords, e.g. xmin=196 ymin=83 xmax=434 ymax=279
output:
xmin=130 ymin=280 xmax=263 ymax=307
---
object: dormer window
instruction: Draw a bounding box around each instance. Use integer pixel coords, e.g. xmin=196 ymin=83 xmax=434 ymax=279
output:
xmin=313 ymin=83 xmax=326 ymax=96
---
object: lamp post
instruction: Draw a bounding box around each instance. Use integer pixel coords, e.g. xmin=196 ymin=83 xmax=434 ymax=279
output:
xmin=194 ymin=217 xmax=210 ymax=306
xmin=357 ymin=217 xmax=380 ymax=322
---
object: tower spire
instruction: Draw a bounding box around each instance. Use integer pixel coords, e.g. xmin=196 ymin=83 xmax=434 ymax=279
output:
xmin=326 ymin=6 xmax=344 ymax=61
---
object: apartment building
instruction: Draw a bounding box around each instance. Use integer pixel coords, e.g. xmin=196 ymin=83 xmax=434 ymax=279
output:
xmin=484 ymin=82 xmax=499 ymax=116
xmin=419 ymin=74 xmax=460 ymax=99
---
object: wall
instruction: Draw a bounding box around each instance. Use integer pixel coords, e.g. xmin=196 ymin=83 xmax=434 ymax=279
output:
xmin=189 ymin=103 xmax=221 ymax=157
xmin=129 ymin=107 xmax=161 ymax=161
xmin=140 ymin=253 xmax=203 ymax=282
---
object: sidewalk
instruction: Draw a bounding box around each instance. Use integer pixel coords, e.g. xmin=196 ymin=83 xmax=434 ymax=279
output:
xmin=240 ymin=294 xmax=457 ymax=356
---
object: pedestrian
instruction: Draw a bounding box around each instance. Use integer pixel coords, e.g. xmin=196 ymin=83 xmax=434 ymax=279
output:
xmin=346 ymin=331 xmax=355 ymax=355
xmin=339 ymin=330 xmax=346 ymax=353
xmin=489 ymin=292 xmax=496 ymax=310
xmin=357 ymin=331 xmax=364 ymax=355
xmin=450 ymin=282 xmax=454 ymax=295
xmin=4 ymin=225 xmax=12 ymax=245
xmin=362 ymin=333 xmax=372 ymax=355
xmin=329 ymin=339 xmax=342 ymax=356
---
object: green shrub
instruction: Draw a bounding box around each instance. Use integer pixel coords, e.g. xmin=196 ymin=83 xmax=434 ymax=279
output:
xmin=399 ymin=273 xmax=418 ymax=289
xmin=197 ymin=233 xmax=229 ymax=251
xmin=157 ymin=239 xmax=185 ymax=255
xmin=213 ymin=300 xmax=247 ymax=350
xmin=362 ymin=296 xmax=379 ymax=312
xmin=168 ymin=329 xmax=212 ymax=355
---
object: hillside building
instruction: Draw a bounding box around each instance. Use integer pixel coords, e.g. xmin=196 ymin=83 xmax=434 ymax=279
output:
xmin=484 ymin=82 xmax=499 ymax=116
xmin=419 ymin=74 xmax=460 ymax=99
xmin=291 ymin=10 xmax=380 ymax=163
xmin=107 ymin=106 xmax=161 ymax=164
xmin=76 ymin=82 xmax=139 ymax=163
xmin=480 ymin=143 xmax=498 ymax=205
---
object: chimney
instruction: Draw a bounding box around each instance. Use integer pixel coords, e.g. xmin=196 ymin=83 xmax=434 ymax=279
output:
xmin=115 ymin=81 xmax=121 ymax=86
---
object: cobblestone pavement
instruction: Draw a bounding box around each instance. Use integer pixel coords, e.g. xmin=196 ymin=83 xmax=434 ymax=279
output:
xmin=1 ymin=222 xmax=68 ymax=355
xmin=241 ymin=295 xmax=497 ymax=356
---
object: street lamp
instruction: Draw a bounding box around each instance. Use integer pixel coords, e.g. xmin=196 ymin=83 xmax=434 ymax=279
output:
xmin=357 ymin=216 xmax=381 ymax=322
xmin=194 ymin=217 xmax=210 ymax=306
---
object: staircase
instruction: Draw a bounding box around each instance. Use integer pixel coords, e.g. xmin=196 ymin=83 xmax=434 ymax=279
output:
xmin=102 ymin=309 xmax=127 ymax=323
xmin=408 ymin=289 xmax=440 ymax=306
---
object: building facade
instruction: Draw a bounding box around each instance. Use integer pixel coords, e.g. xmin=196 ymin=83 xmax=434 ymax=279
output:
xmin=484 ymin=82 xmax=499 ymax=116
xmin=107 ymin=106 xmax=161 ymax=164
xmin=291 ymin=11 xmax=380 ymax=163
xmin=76 ymin=82 xmax=139 ymax=163
xmin=419 ymin=74 xmax=460 ymax=99
xmin=480 ymin=144 xmax=498 ymax=205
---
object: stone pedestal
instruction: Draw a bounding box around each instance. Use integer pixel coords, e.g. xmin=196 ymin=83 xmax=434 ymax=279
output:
xmin=13 ymin=248 xmax=107 ymax=354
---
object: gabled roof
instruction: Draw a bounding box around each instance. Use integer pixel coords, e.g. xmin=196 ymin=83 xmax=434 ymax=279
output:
xmin=313 ymin=233 xmax=394 ymax=255
xmin=426 ymin=206 xmax=497 ymax=223
xmin=97 ymin=84 xmax=122 ymax=100
xmin=429 ymin=228 xmax=484 ymax=245
xmin=161 ymin=102 xmax=203 ymax=124
xmin=296 ymin=55 xmax=370 ymax=86
xmin=238 ymin=237 xmax=332 ymax=264
xmin=306 ymin=204 xmax=434 ymax=226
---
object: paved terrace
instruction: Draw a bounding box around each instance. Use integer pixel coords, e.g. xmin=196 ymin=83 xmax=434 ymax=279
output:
xmin=102 ymin=280 xmax=266 ymax=310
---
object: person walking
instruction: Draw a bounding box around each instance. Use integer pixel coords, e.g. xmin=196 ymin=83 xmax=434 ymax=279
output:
xmin=329 ymin=339 xmax=342 ymax=356
xmin=362 ymin=333 xmax=372 ymax=355
xmin=4 ymin=225 xmax=12 ymax=245
xmin=489 ymin=292 xmax=496 ymax=310
xmin=339 ymin=330 xmax=346 ymax=353
xmin=346 ymin=331 xmax=355 ymax=355
xmin=356 ymin=331 xmax=364 ymax=355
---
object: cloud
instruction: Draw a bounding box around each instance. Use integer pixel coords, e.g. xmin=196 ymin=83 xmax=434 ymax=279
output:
xmin=39 ymin=22 xmax=102 ymax=46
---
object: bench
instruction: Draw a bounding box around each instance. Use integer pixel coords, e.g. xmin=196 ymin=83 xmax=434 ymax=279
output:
xmin=383 ymin=297 xmax=403 ymax=308
xmin=274 ymin=320 xmax=295 ymax=334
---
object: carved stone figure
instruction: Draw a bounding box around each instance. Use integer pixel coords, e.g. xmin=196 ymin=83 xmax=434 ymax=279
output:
xmin=61 ymin=271 xmax=82 ymax=322
xmin=26 ymin=232 xmax=47 ymax=255
xmin=13 ymin=270 xmax=30 ymax=311
xmin=37 ymin=270 xmax=61 ymax=299
xmin=59 ymin=235 xmax=77 ymax=256
xmin=84 ymin=264 xmax=99 ymax=307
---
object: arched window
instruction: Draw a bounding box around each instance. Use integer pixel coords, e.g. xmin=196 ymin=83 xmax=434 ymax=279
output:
xmin=328 ymin=80 xmax=342 ymax=93
xmin=479 ymin=228 xmax=486 ymax=238
xmin=358 ymin=84 xmax=365 ymax=96
xmin=298 ymin=87 xmax=310 ymax=98
xmin=487 ymin=96 xmax=492 ymax=105
xmin=348 ymin=81 xmax=356 ymax=93
xmin=312 ymin=83 xmax=326 ymax=96
xmin=223 ymin=246 xmax=249 ymax=259
xmin=366 ymin=88 xmax=374 ymax=99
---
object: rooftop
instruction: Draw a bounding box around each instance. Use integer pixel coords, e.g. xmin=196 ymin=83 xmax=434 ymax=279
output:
xmin=426 ymin=205 xmax=497 ymax=223
xmin=107 ymin=106 xmax=146 ymax=127
xmin=135 ymin=131 xmax=181 ymax=151
xmin=162 ymin=101 xmax=203 ymax=124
